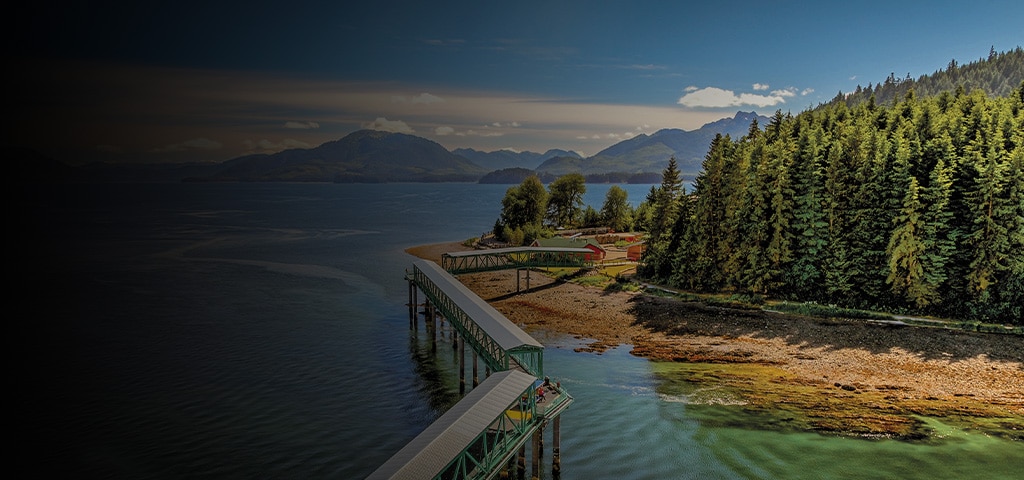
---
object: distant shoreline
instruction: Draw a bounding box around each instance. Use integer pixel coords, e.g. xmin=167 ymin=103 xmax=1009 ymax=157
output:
xmin=405 ymin=240 xmax=1024 ymax=440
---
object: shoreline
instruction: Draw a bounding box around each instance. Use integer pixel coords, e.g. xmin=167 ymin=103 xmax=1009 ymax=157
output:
xmin=404 ymin=241 xmax=1024 ymax=440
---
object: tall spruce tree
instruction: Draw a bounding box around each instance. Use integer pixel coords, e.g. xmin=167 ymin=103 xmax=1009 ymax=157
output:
xmin=785 ymin=119 xmax=829 ymax=299
xmin=639 ymin=157 xmax=684 ymax=280
xmin=887 ymin=176 xmax=931 ymax=307
xmin=917 ymin=142 xmax=956 ymax=309
xmin=682 ymin=134 xmax=734 ymax=290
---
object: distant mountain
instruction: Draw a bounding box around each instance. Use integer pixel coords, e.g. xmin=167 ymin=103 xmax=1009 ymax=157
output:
xmin=193 ymin=130 xmax=487 ymax=182
xmin=452 ymin=148 xmax=582 ymax=170
xmin=536 ymin=111 xmax=769 ymax=176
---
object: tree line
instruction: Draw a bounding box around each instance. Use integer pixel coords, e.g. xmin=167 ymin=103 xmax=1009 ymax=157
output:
xmin=640 ymin=83 xmax=1023 ymax=324
xmin=835 ymin=46 xmax=1023 ymax=109
xmin=492 ymin=173 xmax=642 ymax=246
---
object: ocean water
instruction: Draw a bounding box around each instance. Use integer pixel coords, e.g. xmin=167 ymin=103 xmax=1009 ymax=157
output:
xmin=22 ymin=182 xmax=1022 ymax=479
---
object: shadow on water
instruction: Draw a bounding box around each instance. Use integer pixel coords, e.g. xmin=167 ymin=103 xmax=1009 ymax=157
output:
xmin=628 ymin=295 xmax=1023 ymax=365
xmin=407 ymin=314 xmax=463 ymax=416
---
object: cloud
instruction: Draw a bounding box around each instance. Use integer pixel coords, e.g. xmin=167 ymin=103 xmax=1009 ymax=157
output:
xmin=489 ymin=121 xmax=521 ymax=128
xmin=435 ymin=126 xmax=455 ymax=135
xmin=285 ymin=121 xmax=319 ymax=129
xmin=677 ymin=86 xmax=789 ymax=108
xmin=684 ymin=85 xmax=699 ymax=92
xmin=801 ymin=88 xmax=815 ymax=96
xmin=753 ymin=83 xmax=769 ymax=91
xmin=152 ymin=137 xmax=222 ymax=152
xmin=412 ymin=93 xmax=445 ymax=104
xmin=364 ymin=117 xmax=414 ymax=133
xmin=460 ymin=129 xmax=503 ymax=137
xmin=771 ymin=88 xmax=797 ymax=97
xmin=391 ymin=93 xmax=445 ymax=104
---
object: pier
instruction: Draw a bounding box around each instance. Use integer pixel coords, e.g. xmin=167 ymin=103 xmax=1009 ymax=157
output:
xmin=368 ymin=256 xmax=576 ymax=480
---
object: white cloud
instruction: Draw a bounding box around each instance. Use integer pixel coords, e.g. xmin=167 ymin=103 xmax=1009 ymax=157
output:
xmin=364 ymin=117 xmax=414 ymax=133
xmin=435 ymin=126 xmax=455 ymax=135
xmin=460 ymin=129 xmax=503 ymax=137
xmin=801 ymin=88 xmax=815 ymax=96
xmin=753 ymin=83 xmax=769 ymax=91
xmin=771 ymin=88 xmax=797 ymax=97
xmin=684 ymin=85 xmax=699 ymax=92
xmin=411 ymin=93 xmax=444 ymax=104
xmin=677 ymin=86 xmax=789 ymax=108
xmin=284 ymin=121 xmax=319 ymax=129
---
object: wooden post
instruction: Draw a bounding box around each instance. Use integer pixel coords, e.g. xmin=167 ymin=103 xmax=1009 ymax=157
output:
xmin=531 ymin=429 xmax=541 ymax=480
xmin=472 ymin=353 xmax=479 ymax=387
xmin=552 ymin=416 xmax=561 ymax=477
xmin=538 ymin=421 xmax=545 ymax=457
xmin=458 ymin=335 xmax=466 ymax=394
xmin=428 ymin=301 xmax=436 ymax=352
xmin=517 ymin=444 xmax=526 ymax=480
xmin=411 ymin=285 xmax=418 ymax=331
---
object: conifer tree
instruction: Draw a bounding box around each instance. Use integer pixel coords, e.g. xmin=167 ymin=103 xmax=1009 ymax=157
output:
xmin=639 ymin=157 xmax=684 ymax=280
xmin=682 ymin=134 xmax=734 ymax=290
xmin=887 ymin=176 xmax=930 ymax=307
xmin=918 ymin=149 xmax=956 ymax=308
xmin=785 ymin=120 xmax=829 ymax=299
xmin=965 ymin=110 xmax=1011 ymax=300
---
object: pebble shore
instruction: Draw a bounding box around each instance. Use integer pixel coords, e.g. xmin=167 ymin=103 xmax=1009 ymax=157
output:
xmin=405 ymin=241 xmax=1024 ymax=439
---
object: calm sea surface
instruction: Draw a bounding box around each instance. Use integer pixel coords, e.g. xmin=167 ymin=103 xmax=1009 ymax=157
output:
xmin=23 ymin=182 xmax=1022 ymax=479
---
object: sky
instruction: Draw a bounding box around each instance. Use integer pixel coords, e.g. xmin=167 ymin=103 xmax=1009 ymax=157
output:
xmin=8 ymin=0 xmax=1023 ymax=165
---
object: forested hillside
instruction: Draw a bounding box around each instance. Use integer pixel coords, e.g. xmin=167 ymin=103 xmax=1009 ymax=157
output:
xmin=836 ymin=47 xmax=1023 ymax=107
xmin=640 ymin=82 xmax=1024 ymax=324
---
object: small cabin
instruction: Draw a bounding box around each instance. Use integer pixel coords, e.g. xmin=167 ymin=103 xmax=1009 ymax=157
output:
xmin=626 ymin=242 xmax=646 ymax=261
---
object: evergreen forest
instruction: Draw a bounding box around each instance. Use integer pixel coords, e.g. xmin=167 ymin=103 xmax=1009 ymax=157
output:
xmin=640 ymin=80 xmax=1024 ymax=324
xmin=491 ymin=48 xmax=1023 ymax=325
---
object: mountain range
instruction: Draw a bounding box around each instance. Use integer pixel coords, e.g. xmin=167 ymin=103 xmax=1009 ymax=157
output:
xmin=26 ymin=111 xmax=768 ymax=183
xmin=536 ymin=111 xmax=767 ymax=177
xmin=185 ymin=110 xmax=768 ymax=183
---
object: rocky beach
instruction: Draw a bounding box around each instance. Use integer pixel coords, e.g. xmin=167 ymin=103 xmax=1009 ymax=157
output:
xmin=406 ymin=241 xmax=1024 ymax=440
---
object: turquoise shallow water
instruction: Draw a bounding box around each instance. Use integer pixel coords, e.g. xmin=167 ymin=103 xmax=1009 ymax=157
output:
xmin=23 ymin=182 xmax=1022 ymax=479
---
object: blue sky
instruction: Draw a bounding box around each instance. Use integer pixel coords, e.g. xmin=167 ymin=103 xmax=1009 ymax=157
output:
xmin=9 ymin=0 xmax=1023 ymax=164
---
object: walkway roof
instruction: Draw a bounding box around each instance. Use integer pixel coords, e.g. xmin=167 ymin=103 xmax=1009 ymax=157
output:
xmin=413 ymin=259 xmax=541 ymax=350
xmin=365 ymin=370 xmax=537 ymax=480
xmin=442 ymin=246 xmax=593 ymax=257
